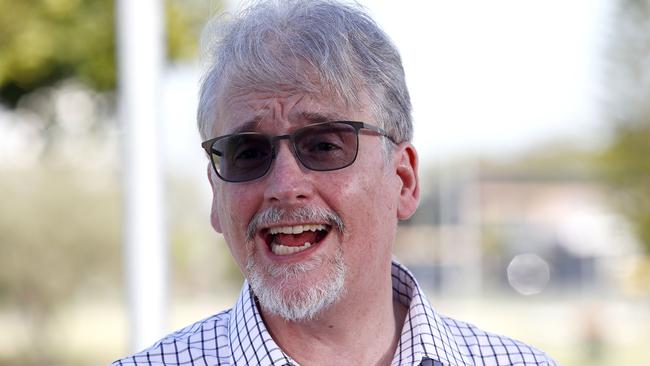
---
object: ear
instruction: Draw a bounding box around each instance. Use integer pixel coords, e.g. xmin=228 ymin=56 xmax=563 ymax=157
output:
xmin=207 ymin=164 xmax=223 ymax=233
xmin=393 ymin=143 xmax=420 ymax=220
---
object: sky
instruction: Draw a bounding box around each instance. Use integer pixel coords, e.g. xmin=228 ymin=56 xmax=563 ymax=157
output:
xmin=361 ymin=0 xmax=612 ymax=161
xmin=162 ymin=0 xmax=613 ymax=178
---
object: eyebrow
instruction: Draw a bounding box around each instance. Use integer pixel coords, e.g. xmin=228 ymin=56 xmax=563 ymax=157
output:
xmin=298 ymin=111 xmax=346 ymax=124
xmin=226 ymin=111 xmax=348 ymax=135
xmin=228 ymin=117 xmax=263 ymax=135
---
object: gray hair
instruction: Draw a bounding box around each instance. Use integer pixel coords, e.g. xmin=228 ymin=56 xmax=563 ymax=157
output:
xmin=197 ymin=0 xmax=412 ymax=144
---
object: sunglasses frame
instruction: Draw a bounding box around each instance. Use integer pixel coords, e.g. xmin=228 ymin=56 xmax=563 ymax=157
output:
xmin=201 ymin=121 xmax=396 ymax=183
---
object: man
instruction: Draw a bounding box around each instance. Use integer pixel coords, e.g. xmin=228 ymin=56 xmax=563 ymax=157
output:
xmin=113 ymin=0 xmax=558 ymax=365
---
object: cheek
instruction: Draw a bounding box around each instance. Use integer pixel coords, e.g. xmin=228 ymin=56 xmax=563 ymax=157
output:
xmin=215 ymin=187 xmax=255 ymax=269
xmin=331 ymin=165 xmax=398 ymax=242
xmin=346 ymin=161 xmax=397 ymax=209
xmin=217 ymin=186 xmax=249 ymax=229
xmin=329 ymin=170 xmax=398 ymax=283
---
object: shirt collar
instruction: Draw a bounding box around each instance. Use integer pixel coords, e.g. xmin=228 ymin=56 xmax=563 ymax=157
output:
xmin=228 ymin=285 xmax=295 ymax=366
xmin=228 ymin=261 xmax=472 ymax=366
xmin=390 ymin=261 xmax=472 ymax=366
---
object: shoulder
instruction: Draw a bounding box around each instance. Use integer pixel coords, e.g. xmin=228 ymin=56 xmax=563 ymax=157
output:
xmin=110 ymin=309 xmax=233 ymax=366
xmin=441 ymin=315 xmax=560 ymax=366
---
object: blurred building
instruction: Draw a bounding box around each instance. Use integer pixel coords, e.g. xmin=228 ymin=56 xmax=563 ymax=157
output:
xmin=396 ymin=162 xmax=641 ymax=297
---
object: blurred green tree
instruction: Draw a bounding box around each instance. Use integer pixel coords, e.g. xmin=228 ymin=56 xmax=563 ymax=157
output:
xmin=603 ymin=0 xmax=650 ymax=253
xmin=0 ymin=0 xmax=212 ymax=107
xmin=0 ymin=1 xmax=219 ymax=363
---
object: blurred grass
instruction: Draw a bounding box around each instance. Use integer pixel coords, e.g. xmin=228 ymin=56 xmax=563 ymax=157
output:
xmin=0 ymin=165 xmax=122 ymax=365
xmin=0 ymin=292 xmax=646 ymax=365
xmin=431 ymin=296 xmax=650 ymax=366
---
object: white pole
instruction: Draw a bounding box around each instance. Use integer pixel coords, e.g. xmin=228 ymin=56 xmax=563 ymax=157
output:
xmin=116 ymin=0 xmax=168 ymax=351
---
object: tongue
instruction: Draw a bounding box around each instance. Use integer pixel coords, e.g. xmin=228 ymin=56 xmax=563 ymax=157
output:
xmin=273 ymin=231 xmax=319 ymax=247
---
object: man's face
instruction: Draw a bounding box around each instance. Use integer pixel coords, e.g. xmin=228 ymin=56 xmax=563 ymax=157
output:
xmin=207 ymin=86 xmax=419 ymax=320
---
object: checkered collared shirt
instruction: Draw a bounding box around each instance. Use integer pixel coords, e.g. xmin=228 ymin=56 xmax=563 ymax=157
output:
xmin=112 ymin=261 xmax=559 ymax=365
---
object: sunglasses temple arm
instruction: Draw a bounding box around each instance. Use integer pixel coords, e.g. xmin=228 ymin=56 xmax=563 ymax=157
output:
xmin=362 ymin=124 xmax=397 ymax=144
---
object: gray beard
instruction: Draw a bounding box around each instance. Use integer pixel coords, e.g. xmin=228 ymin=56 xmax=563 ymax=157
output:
xmin=246 ymin=247 xmax=347 ymax=322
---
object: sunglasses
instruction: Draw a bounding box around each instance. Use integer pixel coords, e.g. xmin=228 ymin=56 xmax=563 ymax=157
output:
xmin=201 ymin=121 xmax=396 ymax=182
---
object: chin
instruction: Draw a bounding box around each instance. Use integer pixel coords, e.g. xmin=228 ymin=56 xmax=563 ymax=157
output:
xmin=246 ymin=248 xmax=347 ymax=321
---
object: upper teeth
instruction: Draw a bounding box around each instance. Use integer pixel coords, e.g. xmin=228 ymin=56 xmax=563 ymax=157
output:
xmin=268 ymin=224 xmax=326 ymax=235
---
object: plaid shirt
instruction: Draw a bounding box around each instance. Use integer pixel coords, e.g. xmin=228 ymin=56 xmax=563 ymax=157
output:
xmin=112 ymin=261 xmax=559 ymax=365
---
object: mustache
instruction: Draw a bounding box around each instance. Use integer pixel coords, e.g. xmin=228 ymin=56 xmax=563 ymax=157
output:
xmin=246 ymin=206 xmax=346 ymax=242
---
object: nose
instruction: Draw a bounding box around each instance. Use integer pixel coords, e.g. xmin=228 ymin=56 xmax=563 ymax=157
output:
xmin=263 ymin=140 xmax=314 ymax=204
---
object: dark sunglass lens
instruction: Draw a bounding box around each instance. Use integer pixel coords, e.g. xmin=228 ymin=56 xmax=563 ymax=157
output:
xmin=212 ymin=134 xmax=273 ymax=181
xmin=294 ymin=123 xmax=358 ymax=171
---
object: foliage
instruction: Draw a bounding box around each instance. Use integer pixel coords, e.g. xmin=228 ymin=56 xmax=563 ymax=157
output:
xmin=0 ymin=2 xmax=220 ymax=361
xmin=0 ymin=0 xmax=214 ymax=107
xmin=602 ymin=0 xmax=650 ymax=253
xmin=602 ymin=121 xmax=650 ymax=252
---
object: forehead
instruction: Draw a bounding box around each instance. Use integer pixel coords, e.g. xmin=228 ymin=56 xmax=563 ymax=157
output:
xmin=215 ymin=88 xmax=360 ymax=135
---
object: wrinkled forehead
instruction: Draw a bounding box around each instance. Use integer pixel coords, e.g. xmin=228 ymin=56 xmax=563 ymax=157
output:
xmin=213 ymin=81 xmax=366 ymax=136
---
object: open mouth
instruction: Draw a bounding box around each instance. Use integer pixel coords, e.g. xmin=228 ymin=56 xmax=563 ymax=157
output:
xmin=264 ymin=224 xmax=330 ymax=256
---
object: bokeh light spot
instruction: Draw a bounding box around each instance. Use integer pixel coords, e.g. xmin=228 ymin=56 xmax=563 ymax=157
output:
xmin=507 ymin=253 xmax=551 ymax=295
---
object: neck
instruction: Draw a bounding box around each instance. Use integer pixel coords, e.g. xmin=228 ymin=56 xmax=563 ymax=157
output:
xmin=260 ymin=268 xmax=408 ymax=366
